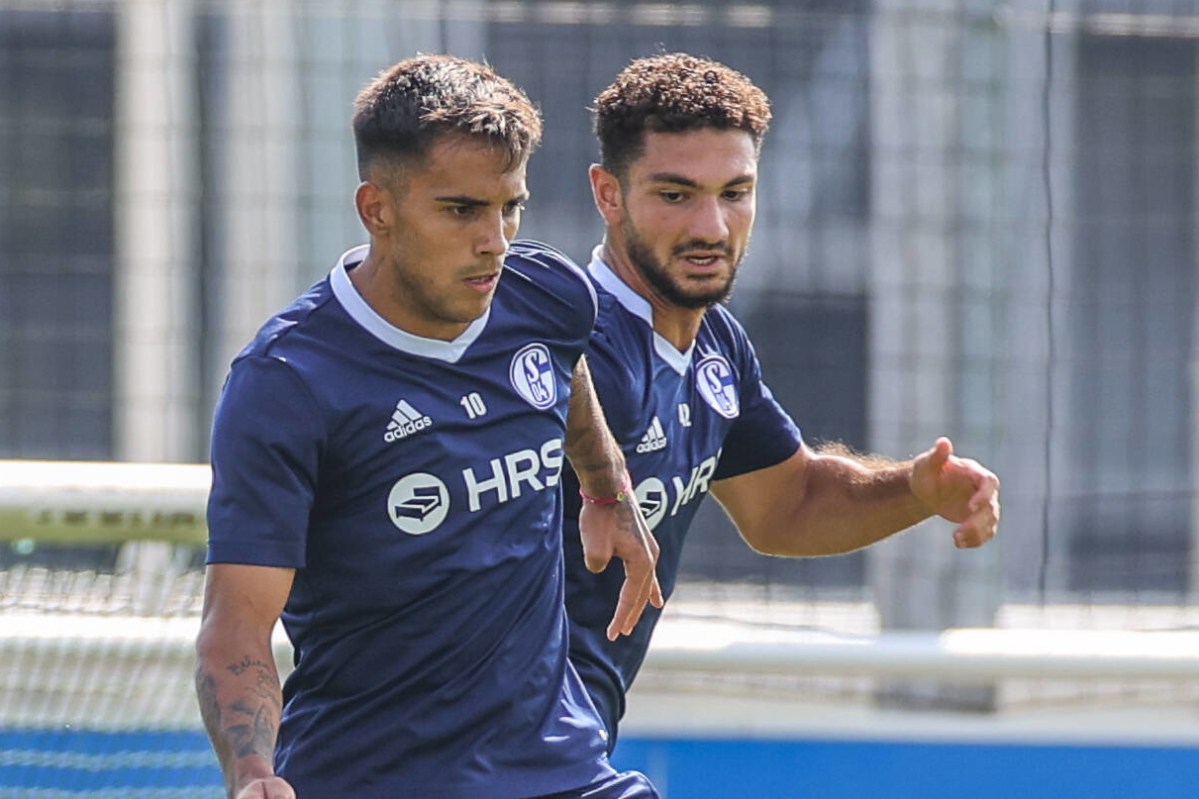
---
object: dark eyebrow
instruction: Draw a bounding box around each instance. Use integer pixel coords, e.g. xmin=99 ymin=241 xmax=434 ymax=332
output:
xmin=434 ymin=193 xmax=530 ymax=206
xmin=647 ymin=172 xmax=756 ymax=189
xmin=435 ymin=195 xmax=489 ymax=207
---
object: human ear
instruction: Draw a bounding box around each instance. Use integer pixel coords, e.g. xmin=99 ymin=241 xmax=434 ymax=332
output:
xmin=355 ymin=181 xmax=390 ymax=236
xmin=588 ymin=164 xmax=624 ymax=225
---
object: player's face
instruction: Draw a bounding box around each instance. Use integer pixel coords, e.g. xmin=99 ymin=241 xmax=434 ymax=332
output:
xmin=618 ymin=128 xmax=757 ymax=309
xmin=373 ymin=135 xmax=528 ymax=340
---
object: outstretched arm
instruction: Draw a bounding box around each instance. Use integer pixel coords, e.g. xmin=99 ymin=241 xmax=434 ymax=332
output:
xmin=195 ymin=563 xmax=296 ymax=799
xmin=711 ymin=436 xmax=999 ymax=557
xmin=565 ymin=355 xmax=664 ymax=640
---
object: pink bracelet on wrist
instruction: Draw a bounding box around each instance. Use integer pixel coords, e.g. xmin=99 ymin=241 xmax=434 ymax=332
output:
xmin=579 ymin=474 xmax=633 ymax=506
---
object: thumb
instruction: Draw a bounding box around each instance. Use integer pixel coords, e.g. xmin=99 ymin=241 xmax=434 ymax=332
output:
xmin=584 ymin=546 xmax=612 ymax=574
xmin=579 ymin=506 xmax=613 ymax=574
xmin=927 ymin=436 xmax=953 ymax=469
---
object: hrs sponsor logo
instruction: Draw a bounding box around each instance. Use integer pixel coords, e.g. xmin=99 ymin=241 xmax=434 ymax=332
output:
xmin=632 ymin=452 xmax=720 ymax=531
xmin=386 ymin=438 xmax=563 ymax=534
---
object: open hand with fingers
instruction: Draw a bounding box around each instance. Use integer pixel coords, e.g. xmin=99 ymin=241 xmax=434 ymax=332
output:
xmin=578 ymin=485 xmax=664 ymax=641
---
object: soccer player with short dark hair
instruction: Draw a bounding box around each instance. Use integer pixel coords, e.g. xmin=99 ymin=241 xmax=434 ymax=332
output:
xmin=195 ymin=54 xmax=663 ymax=799
xmin=562 ymin=52 xmax=1002 ymax=752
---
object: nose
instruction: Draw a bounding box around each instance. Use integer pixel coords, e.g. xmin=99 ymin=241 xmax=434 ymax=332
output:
xmin=475 ymin=210 xmax=511 ymax=257
xmin=689 ymin=196 xmax=729 ymax=243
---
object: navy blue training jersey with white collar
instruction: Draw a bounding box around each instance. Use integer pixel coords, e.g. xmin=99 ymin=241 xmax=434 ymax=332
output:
xmin=561 ymin=249 xmax=804 ymax=749
xmin=207 ymin=240 xmax=614 ymax=799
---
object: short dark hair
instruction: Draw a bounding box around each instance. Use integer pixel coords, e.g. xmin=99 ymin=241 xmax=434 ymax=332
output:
xmin=353 ymin=54 xmax=543 ymax=180
xmin=593 ymin=53 xmax=772 ymax=177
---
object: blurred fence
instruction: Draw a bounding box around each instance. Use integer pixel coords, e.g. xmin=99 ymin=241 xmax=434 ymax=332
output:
xmin=1 ymin=0 xmax=1197 ymax=635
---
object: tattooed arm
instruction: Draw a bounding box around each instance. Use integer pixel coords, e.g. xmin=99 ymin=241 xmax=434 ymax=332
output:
xmin=195 ymin=563 xmax=296 ymax=799
xmin=565 ymin=355 xmax=663 ymax=641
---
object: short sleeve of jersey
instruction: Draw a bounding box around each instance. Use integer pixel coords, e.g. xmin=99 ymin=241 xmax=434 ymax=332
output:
xmin=206 ymin=354 xmax=323 ymax=568
xmin=712 ymin=315 xmax=804 ymax=481
xmin=505 ymin=240 xmax=597 ymax=349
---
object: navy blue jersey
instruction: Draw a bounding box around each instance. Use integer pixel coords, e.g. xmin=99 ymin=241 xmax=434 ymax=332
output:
xmin=562 ymin=251 xmax=804 ymax=746
xmin=207 ymin=241 xmax=615 ymax=798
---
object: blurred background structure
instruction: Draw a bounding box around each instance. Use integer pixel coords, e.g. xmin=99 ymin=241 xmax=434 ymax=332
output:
xmin=5 ymin=0 xmax=1197 ymax=626
xmin=1 ymin=1 xmax=1198 ymax=797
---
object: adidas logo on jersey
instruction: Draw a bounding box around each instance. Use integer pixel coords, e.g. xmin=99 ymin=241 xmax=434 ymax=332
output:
xmin=635 ymin=416 xmax=668 ymax=454
xmin=384 ymin=399 xmax=433 ymax=443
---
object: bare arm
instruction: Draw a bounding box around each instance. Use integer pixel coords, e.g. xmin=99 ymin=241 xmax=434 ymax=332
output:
xmin=195 ymin=563 xmax=296 ymax=799
xmin=710 ymin=437 xmax=999 ymax=557
xmin=565 ymin=355 xmax=663 ymax=640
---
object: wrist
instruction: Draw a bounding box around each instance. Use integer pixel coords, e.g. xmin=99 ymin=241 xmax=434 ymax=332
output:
xmin=905 ymin=463 xmax=936 ymax=513
xmin=579 ymin=471 xmax=633 ymax=506
xmin=233 ymin=754 xmax=276 ymax=793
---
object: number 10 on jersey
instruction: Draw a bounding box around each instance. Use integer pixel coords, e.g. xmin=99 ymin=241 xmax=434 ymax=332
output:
xmin=461 ymin=392 xmax=488 ymax=419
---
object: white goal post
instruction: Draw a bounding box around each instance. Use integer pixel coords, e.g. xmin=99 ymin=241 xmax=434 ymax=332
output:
xmin=0 ymin=459 xmax=210 ymax=545
xmin=643 ymin=622 xmax=1199 ymax=681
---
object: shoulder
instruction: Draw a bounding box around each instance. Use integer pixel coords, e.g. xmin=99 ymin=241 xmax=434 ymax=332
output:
xmin=235 ymin=276 xmax=338 ymax=364
xmin=586 ymin=292 xmax=649 ymax=392
xmin=584 ymin=266 xmax=652 ymax=358
xmin=702 ymin=302 xmax=752 ymax=345
xmin=699 ymin=303 xmax=760 ymax=370
xmin=583 ymin=292 xmax=657 ymax=441
xmin=217 ymin=353 xmax=323 ymax=440
xmin=504 ymin=241 xmax=595 ymax=304
xmin=507 ymin=239 xmax=581 ymax=274
xmin=500 ymin=239 xmax=598 ymax=340
xmin=220 ymin=275 xmax=354 ymax=431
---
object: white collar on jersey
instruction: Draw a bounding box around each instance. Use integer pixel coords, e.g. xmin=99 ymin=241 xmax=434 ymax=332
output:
xmin=587 ymin=247 xmax=695 ymax=375
xmin=330 ymin=244 xmax=489 ymax=364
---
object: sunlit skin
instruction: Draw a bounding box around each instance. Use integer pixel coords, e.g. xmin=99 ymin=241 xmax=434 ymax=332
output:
xmin=589 ymin=127 xmax=758 ymax=351
xmin=352 ymin=134 xmax=529 ymax=341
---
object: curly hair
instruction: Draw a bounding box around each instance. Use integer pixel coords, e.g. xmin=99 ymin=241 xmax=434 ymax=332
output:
xmin=593 ymin=53 xmax=771 ymax=176
xmin=353 ymin=54 xmax=542 ymax=179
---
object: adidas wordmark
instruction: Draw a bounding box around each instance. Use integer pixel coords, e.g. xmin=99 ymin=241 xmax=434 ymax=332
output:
xmin=635 ymin=416 xmax=668 ymax=454
xmin=384 ymin=399 xmax=433 ymax=442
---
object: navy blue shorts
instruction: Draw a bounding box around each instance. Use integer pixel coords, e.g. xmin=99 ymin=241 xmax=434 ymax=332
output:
xmin=537 ymin=771 xmax=660 ymax=799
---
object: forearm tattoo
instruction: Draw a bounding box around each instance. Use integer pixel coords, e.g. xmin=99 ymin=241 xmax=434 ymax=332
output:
xmin=566 ymin=364 xmax=622 ymax=481
xmin=196 ymin=656 xmax=282 ymax=767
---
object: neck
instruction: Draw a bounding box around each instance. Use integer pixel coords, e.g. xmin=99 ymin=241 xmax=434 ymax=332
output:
xmin=600 ymin=241 xmax=705 ymax=353
xmin=348 ymin=249 xmax=470 ymax=341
